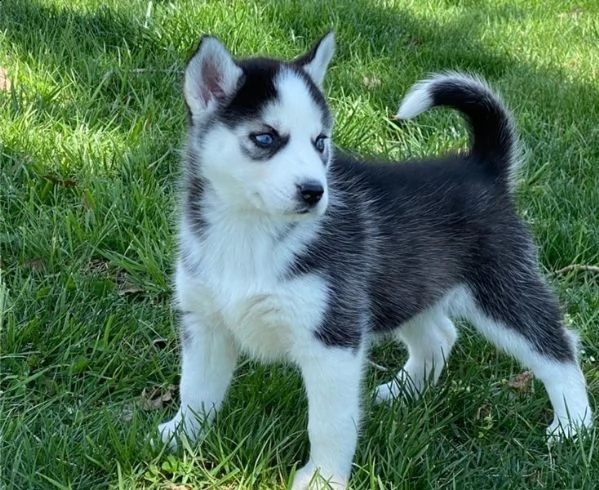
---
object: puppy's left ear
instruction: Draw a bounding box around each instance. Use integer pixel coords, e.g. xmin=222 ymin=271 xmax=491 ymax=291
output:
xmin=295 ymin=31 xmax=335 ymax=87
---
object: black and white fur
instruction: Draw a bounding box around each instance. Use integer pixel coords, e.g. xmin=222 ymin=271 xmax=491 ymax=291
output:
xmin=159 ymin=33 xmax=593 ymax=489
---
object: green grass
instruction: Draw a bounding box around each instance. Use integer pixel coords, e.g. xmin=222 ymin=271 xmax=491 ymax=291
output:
xmin=1 ymin=0 xmax=598 ymax=488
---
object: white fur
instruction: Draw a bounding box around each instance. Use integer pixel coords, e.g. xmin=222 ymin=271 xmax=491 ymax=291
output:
xmin=375 ymin=309 xmax=458 ymax=403
xmin=158 ymin=309 xmax=238 ymax=446
xmin=176 ymin=207 xmax=329 ymax=359
xmin=159 ymin=210 xmax=331 ymax=447
xmin=290 ymin=343 xmax=364 ymax=490
xmin=164 ymin=216 xmax=357 ymax=488
xmin=395 ymin=82 xmax=433 ymax=120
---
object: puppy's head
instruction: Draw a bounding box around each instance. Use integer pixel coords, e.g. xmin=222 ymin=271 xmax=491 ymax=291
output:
xmin=184 ymin=32 xmax=335 ymax=219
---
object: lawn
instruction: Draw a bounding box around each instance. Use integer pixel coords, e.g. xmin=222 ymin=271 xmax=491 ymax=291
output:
xmin=1 ymin=0 xmax=598 ymax=488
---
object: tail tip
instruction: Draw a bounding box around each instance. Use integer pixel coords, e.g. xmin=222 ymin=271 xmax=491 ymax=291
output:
xmin=395 ymin=81 xmax=434 ymax=120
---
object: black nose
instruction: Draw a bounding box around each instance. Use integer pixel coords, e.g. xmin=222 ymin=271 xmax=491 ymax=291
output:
xmin=297 ymin=181 xmax=324 ymax=206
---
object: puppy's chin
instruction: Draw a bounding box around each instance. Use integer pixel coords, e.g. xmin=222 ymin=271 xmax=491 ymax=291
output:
xmin=248 ymin=196 xmax=327 ymax=221
xmin=252 ymin=205 xmax=326 ymax=223
xmin=290 ymin=202 xmax=328 ymax=220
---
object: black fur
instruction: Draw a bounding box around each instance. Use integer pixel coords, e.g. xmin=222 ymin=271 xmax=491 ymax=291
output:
xmin=428 ymin=76 xmax=517 ymax=188
xmin=213 ymin=57 xmax=332 ymax=130
xmin=290 ymin=149 xmax=573 ymax=361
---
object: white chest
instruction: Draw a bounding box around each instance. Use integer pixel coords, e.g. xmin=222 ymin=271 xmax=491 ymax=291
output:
xmin=176 ymin=217 xmax=328 ymax=361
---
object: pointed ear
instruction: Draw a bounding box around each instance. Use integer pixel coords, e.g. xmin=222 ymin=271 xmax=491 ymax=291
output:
xmin=184 ymin=36 xmax=243 ymax=117
xmin=296 ymin=31 xmax=335 ymax=87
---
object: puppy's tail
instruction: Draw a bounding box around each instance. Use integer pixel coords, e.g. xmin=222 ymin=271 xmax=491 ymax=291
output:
xmin=396 ymin=72 xmax=519 ymax=191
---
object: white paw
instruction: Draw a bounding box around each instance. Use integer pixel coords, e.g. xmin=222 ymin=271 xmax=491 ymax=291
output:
xmin=373 ymin=372 xmax=422 ymax=405
xmin=373 ymin=380 xmax=399 ymax=405
xmin=158 ymin=419 xmax=182 ymax=450
xmin=546 ymin=413 xmax=593 ymax=442
xmin=158 ymin=411 xmax=203 ymax=450
xmin=291 ymin=462 xmax=348 ymax=490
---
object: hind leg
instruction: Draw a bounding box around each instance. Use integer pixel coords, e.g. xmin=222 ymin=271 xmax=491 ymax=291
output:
xmin=457 ymin=280 xmax=593 ymax=438
xmin=374 ymin=309 xmax=458 ymax=403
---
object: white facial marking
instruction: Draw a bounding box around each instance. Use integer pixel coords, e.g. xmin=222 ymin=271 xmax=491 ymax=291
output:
xmin=198 ymin=69 xmax=330 ymax=219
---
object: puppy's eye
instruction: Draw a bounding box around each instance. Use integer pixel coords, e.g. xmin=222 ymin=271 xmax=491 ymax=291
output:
xmin=250 ymin=132 xmax=276 ymax=148
xmin=314 ymin=135 xmax=327 ymax=153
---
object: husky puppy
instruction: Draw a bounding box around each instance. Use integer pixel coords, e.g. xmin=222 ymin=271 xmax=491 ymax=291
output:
xmin=159 ymin=32 xmax=593 ymax=489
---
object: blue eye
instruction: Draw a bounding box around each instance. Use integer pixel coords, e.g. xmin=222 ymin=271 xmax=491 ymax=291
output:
xmin=314 ymin=135 xmax=327 ymax=153
xmin=250 ymin=132 xmax=275 ymax=148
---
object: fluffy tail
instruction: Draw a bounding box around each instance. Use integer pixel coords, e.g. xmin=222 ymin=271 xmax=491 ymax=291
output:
xmin=396 ymin=72 xmax=519 ymax=190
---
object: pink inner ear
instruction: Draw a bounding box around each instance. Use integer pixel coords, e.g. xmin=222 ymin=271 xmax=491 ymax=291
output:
xmin=200 ymin=59 xmax=227 ymax=104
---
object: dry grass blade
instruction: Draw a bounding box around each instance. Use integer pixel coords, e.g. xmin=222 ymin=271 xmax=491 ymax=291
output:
xmin=549 ymin=264 xmax=599 ymax=276
xmin=0 ymin=67 xmax=11 ymax=92
xmin=507 ymin=370 xmax=534 ymax=390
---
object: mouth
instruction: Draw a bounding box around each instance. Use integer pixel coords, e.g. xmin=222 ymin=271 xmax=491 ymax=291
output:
xmin=293 ymin=204 xmax=326 ymax=218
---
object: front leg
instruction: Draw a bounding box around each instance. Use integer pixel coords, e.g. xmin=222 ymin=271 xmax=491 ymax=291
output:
xmin=159 ymin=311 xmax=238 ymax=449
xmin=292 ymin=343 xmax=365 ymax=490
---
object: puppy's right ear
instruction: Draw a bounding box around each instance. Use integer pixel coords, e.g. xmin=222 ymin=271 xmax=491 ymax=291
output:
xmin=184 ymin=36 xmax=243 ymax=118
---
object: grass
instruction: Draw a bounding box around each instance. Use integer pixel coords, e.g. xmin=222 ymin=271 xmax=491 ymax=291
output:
xmin=1 ymin=0 xmax=598 ymax=488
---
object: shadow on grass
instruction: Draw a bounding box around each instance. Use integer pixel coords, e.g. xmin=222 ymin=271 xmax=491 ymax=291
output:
xmin=1 ymin=0 xmax=183 ymax=133
xmin=3 ymin=0 xmax=598 ymax=114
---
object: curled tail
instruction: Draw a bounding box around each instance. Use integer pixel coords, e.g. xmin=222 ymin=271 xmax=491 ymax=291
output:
xmin=396 ymin=72 xmax=519 ymax=191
